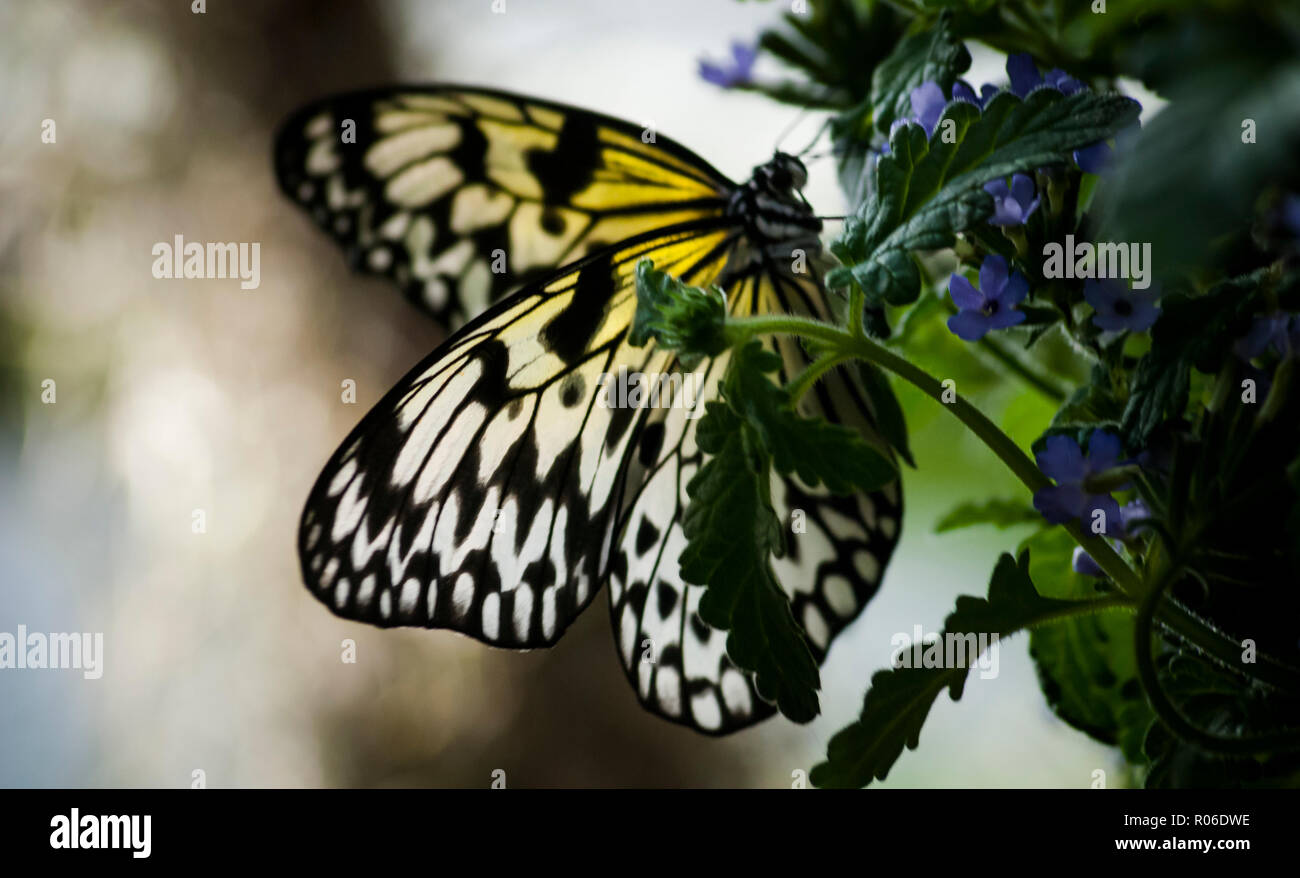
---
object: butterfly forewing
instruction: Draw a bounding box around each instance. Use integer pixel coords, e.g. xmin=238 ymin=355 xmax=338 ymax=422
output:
xmin=275 ymin=87 xmax=731 ymax=326
xmin=299 ymin=224 xmax=738 ymax=647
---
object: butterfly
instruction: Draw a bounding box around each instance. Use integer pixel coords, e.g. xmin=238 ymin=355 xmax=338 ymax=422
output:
xmin=276 ymin=86 xmax=902 ymax=734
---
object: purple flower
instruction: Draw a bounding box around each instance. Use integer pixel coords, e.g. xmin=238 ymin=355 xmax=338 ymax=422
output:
xmin=1007 ymin=52 xmax=1085 ymax=98
xmin=1085 ymin=279 xmax=1161 ymax=332
xmin=984 ymin=173 xmax=1041 ymax=226
xmin=1283 ymin=195 xmax=1300 ymax=239
xmin=952 ymin=79 xmax=1000 ymax=109
xmin=1004 ymin=53 xmax=1115 ymax=172
xmin=1118 ymin=498 xmax=1150 ymax=537
xmin=1074 ymin=141 xmax=1113 ymax=174
xmin=1071 ymin=499 xmax=1150 ymax=578
xmin=1284 ymin=316 xmax=1300 ymax=356
xmin=1033 ymin=430 xmax=1124 ymax=532
xmin=1072 ymin=546 xmax=1107 ymax=577
xmin=1234 ymin=313 xmax=1290 ymax=360
xmin=884 ymin=80 xmax=992 ymax=152
xmin=698 ymin=41 xmax=757 ymax=88
xmin=909 ymin=81 xmax=947 ymax=137
xmin=946 ymin=254 xmax=1029 ymax=341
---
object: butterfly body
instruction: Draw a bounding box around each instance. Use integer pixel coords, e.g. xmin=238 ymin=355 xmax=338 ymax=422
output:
xmin=279 ymin=86 xmax=901 ymax=734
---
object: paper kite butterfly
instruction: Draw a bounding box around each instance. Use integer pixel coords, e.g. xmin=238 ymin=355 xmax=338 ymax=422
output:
xmin=275 ymin=86 xmax=902 ymax=734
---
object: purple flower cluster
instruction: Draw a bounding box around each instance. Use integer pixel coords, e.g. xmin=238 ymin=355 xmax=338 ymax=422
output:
xmin=1007 ymin=53 xmax=1085 ymax=98
xmin=884 ymin=52 xmax=1135 ymax=179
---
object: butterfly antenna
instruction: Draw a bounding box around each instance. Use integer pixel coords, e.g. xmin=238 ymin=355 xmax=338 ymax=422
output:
xmin=774 ymin=104 xmax=816 ymax=155
xmin=796 ymin=117 xmax=832 ymax=158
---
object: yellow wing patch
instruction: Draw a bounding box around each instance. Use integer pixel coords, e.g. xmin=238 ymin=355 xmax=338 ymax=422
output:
xmin=276 ymin=87 xmax=732 ymax=326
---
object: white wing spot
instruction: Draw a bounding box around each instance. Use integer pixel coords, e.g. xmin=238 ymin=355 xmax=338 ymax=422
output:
xmin=688 ymin=690 xmax=721 ymax=730
xmin=481 ymin=592 xmax=500 ymax=641
xmin=720 ymin=669 xmax=752 ymax=716
xmin=654 ymin=666 xmax=682 ymax=717
xmin=802 ymin=604 xmax=830 ymax=650
xmin=854 ymin=550 xmax=880 ymax=583
xmin=399 ymin=578 xmax=421 ymax=618
xmin=824 ymin=574 xmax=857 ymax=619
xmin=512 ymin=584 xmax=533 ymax=640
xmin=356 ymin=574 xmax=377 ymax=608
xmin=451 ymin=573 xmax=474 ymax=621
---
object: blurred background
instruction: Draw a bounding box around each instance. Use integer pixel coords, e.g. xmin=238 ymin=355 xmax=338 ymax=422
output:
xmin=0 ymin=0 xmax=1123 ymax=787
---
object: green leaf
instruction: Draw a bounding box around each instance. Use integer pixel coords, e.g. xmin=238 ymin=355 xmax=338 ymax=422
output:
xmin=856 ymin=361 xmax=915 ymax=467
xmin=1120 ymin=269 xmax=1272 ymax=446
xmin=1021 ymin=529 xmax=1154 ymax=763
xmin=828 ymin=88 xmax=1142 ymax=311
xmin=812 ymin=551 xmax=1092 ymax=788
xmin=1050 ymin=362 xmax=1124 ymax=431
xmin=1100 ymin=13 xmax=1300 ymax=278
xmin=630 ymin=260 xmax=730 ymax=370
xmin=726 ymin=342 xmax=897 ymax=495
xmin=679 ymin=400 xmax=821 ymax=723
xmin=1144 ymin=654 xmax=1300 ymax=789
xmin=750 ymin=0 xmax=907 ymax=111
xmin=868 ymin=11 xmax=971 ymax=137
xmin=934 ymin=497 xmax=1041 ymax=533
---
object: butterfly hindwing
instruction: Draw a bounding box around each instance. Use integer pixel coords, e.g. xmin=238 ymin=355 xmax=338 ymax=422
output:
xmin=607 ymin=263 xmax=902 ymax=733
xmin=299 ymin=223 xmax=738 ymax=647
xmin=275 ymin=87 xmax=731 ymax=326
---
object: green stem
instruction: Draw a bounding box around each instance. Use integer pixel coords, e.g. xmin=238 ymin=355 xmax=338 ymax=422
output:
xmin=787 ymin=352 xmax=851 ymax=403
xmin=729 ymin=313 xmax=1143 ymax=594
xmin=976 ymin=334 xmax=1068 ymax=402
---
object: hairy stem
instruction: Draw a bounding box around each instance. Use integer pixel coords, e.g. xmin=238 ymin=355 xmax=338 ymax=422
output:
xmin=1136 ymin=564 xmax=1300 ymax=754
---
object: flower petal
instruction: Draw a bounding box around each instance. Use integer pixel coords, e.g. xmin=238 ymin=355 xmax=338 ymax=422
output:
xmin=1086 ymin=430 xmax=1123 ymax=472
xmin=1074 ymin=140 xmax=1113 ymax=174
xmin=1085 ymin=494 xmax=1123 ymax=536
xmin=1006 ymin=53 xmax=1042 ymax=98
xmin=1033 ymin=483 xmax=1088 ymax=524
xmin=1037 ymin=434 xmax=1086 ymax=483
xmin=947 ymin=310 xmax=992 ymax=341
xmin=1127 ymin=301 xmax=1161 ymax=332
xmin=999 ymin=271 xmax=1029 ymax=306
xmin=1084 ymin=278 xmax=1121 ymax=310
xmin=979 ymin=253 xmax=1009 ymax=299
xmin=952 ymin=80 xmax=977 ymax=105
xmin=947 ymin=272 xmax=983 ymax=311
xmin=1072 ymin=546 xmax=1106 ymax=577
xmin=988 ymin=306 xmax=1027 ymax=330
xmin=910 ymin=81 xmax=946 ymax=136
xmin=1009 ymin=173 xmax=1036 ymax=208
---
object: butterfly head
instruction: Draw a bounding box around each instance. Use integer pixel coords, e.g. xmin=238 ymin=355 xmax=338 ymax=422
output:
xmin=734 ymin=152 xmax=820 ymax=246
xmin=753 ymin=152 xmax=809 ymax=199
